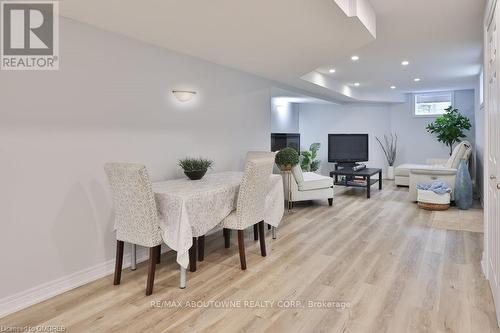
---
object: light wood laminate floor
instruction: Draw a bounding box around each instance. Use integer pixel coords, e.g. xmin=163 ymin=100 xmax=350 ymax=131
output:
xmin=1 ymin=182 xmax=498 ymax=332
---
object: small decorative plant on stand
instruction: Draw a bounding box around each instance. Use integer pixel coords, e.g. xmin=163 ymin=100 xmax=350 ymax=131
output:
xmin=275 ymin=147 xmax=299 ymax=171
xmin=426 ymin=106 xmax=472 ymax=155
xmin=301 ymin=143 xmax=321 ymax=172
xmin=178 ymin=157 xmax=213 ymax=180
xmin=275 ymin=147 xmax=299 ymax=212
xmin=376 ymin=134 xmax=397 ymax=180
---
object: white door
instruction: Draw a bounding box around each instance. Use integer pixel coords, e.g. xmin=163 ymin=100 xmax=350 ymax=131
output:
xmin=487 ymin=4 xmax=500 ymax=320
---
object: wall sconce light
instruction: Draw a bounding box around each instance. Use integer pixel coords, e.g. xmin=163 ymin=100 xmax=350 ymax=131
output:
xmin=276 ymin=105 xmax=286 ymax=114
xmin=172 ymin=90 xmax=197 ymax=102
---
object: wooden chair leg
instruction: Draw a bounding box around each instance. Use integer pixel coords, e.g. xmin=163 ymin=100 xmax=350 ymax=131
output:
xmin=253 ymin=224 xmax=259 ymax=241
xmin=198 ymin=235 xmax=205 ymax=261
xmin=113 ymin=240 xmax=124 ymax=285
xmin=258 ymin=221 xmax=266 ymax=257
xmin=156 ymin=245 xmax=161 ymax=264
xmin=238 ymin=230 xmax=246 ymax=270
xmin=328 ymin=198 xmax=333 ymax=206
xmin=223 ymin=228 xmax=231 ymax=248
xmin=189 ymin=237 xmax=197 ymax=272
xmin=146 ymin=245 xmax=159 ymax=296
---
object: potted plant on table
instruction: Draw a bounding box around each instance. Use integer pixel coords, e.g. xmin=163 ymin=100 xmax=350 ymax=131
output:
xmin=275 ymin=147 xmax=299 ymax=171
xmin=376 ymin=134 xmax=398 ymax=180
xmin=179 ymin=157 xmax=213 ymax=180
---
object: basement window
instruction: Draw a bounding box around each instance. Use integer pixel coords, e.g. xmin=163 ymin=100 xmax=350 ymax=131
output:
xmin=414 ymin=92 xmax=454 ymax=117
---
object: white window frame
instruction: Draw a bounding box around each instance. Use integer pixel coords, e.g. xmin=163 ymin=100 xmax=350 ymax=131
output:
xmin=413 ymin=91 xmax=455 ymax=118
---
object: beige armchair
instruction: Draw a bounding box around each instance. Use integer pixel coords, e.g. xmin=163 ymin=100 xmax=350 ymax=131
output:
xmin=394 ymin=141 xmax=472 ymax=201
xmin=283 ymin=165 xmax=334 ymax=207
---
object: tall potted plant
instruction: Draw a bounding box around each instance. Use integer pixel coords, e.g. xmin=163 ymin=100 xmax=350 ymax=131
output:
xmin=426 ymin=106 xmax=472 ymax=155
xmin=301 ymin=143 xmax=321 ymax=172
xmin=376 ymin=134 xmax=398 ymax=180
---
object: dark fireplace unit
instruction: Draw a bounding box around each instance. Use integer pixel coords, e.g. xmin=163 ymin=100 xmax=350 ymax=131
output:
xmin=271 ymin=133 xmax=300 ymax=152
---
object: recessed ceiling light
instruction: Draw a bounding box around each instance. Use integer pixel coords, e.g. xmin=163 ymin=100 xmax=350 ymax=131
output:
xmin=351 ymin=55 xmax=359 ymax=61
xmin=390 ymin=85 xmax=396 ymax=89
xmin=401 ymin=60 xmax=410 ymax=66
xmin=329 ymin=68 xmax=336 ymax=73
xmin=353 ymin=82 xmax=360 ymax=87
xmin=413 ymin=78 xmax=421 ymax=82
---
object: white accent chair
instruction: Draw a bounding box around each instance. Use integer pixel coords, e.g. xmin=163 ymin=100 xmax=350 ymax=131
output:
xmin=246 ymin=151 xmax=277 ymax=160
xmin=221 ymin=158 xmax=274 ymax=270
xmin=247 ymin=151 xmax=280 ymax=174
xmin=104 ymin=163 xmax=165 ymax=295
xmin=394 ymin=141 xmax=472 ymax=201
xmin=283 ymin=165 xmax=334 ymax=207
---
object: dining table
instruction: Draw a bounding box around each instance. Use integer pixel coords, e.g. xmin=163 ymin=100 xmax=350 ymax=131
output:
xmin=146 ymin=171 xmax=284 ymax=288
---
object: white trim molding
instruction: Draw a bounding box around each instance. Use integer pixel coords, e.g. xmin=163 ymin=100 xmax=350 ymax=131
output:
xmin=0 ymin=246 xmax=158 ymax=318
xmin=334 ymin=0 xmax=376 ymax=37
xmin=0 ymin=226 xmax=227 ymax=318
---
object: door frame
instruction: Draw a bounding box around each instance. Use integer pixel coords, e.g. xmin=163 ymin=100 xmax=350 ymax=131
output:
xmin=484 ymin=0 xmax=500 ymax=327
xmin=482 ymin=0 xmax=496 ymax=282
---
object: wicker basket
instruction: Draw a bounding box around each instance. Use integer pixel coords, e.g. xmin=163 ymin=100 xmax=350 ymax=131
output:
xmin=417 ymin=189 xmax=451 ymax=211
xmin=418 ymin=202 xmax=450 ymax=211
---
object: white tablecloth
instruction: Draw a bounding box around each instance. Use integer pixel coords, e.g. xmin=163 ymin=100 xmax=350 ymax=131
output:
xmin=152 ymin=171 xmax=284 ymax=268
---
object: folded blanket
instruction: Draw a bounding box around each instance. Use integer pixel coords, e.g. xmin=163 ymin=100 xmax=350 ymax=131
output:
xmin=416 ymin=181 xmax=452 ymax=195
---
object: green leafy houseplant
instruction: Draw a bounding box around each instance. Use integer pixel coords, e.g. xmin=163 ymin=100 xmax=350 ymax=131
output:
xmin=301 ymin=143 xmax=321 ymax=172
xmin=426 ymin=106 xmax=472 ymax=155
xmin=178 ymin=157 xmax=213 ymax=180
xmin=275 ymin=147 xmax=299 ymax=171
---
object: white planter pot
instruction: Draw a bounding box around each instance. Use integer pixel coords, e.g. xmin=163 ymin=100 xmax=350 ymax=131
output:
xmin=387 ymin=166 xmax=395 ymax=180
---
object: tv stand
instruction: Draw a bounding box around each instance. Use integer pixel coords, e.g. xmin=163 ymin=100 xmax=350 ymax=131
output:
xmin=330 ymin=165 xmax=382 ymax=199
xmin=335 ymin=162 xmax=366 ymax=171
xmin=336 ymin=162 xmax=358 ymax=168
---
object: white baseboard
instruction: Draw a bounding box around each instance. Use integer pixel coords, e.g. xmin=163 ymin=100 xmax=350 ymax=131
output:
xmin=0 ymin=228 xmax=226 ymax=319
xmin=482 ymin=254 xmax=488 ymax=280
xmin=0 ymin=246 xmax=166 ymax=319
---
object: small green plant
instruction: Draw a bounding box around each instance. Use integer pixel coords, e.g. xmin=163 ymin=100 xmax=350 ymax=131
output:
xmin=275 ymin=147 xmax=299 ymax=171
xmin=178 ymin=158 xmax=213 ymax=172
xmin=426 ymin=106 xmax=471 ymax=155
xmin=301 ymin=143 xmax=321 ymax=172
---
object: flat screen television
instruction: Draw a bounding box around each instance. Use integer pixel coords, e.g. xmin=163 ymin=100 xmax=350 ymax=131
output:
xmin=328 ymin=134 xmax=368 ymax=163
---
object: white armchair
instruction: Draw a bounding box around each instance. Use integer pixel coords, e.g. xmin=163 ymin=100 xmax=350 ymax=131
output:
xmin=283 ymin=165 xmax=334 ymax=207
xmin=394 ymin=141 xmax=472 ymax=201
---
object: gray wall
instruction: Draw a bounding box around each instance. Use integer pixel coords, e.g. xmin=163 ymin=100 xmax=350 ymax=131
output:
xmin=270 ymin=100 xmax=299 ymax=133
xmin=298 ymin=103 xmax=392 ymax=176
xmin=0 ymin=18 xmax=275 ymax=302
xmin=295 ymin=89 xmax=476 ymax=178
xmin=389 ymin=90 xmax=476 ymax=164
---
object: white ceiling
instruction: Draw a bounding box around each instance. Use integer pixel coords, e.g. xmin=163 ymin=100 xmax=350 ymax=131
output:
xmin=59 ymin=0 xmax=375 ymax=102
xmin=309 ymin=0 xmax=486 ymax=102
xmin=59 ymin=0 xmax=485 ymax=104
xmin=271 ymin=88 xmax=338 ymax=105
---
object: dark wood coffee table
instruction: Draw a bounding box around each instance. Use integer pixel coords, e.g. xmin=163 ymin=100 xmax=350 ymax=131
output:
xmin=329 ymin=167 xmax=382 ymax=199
